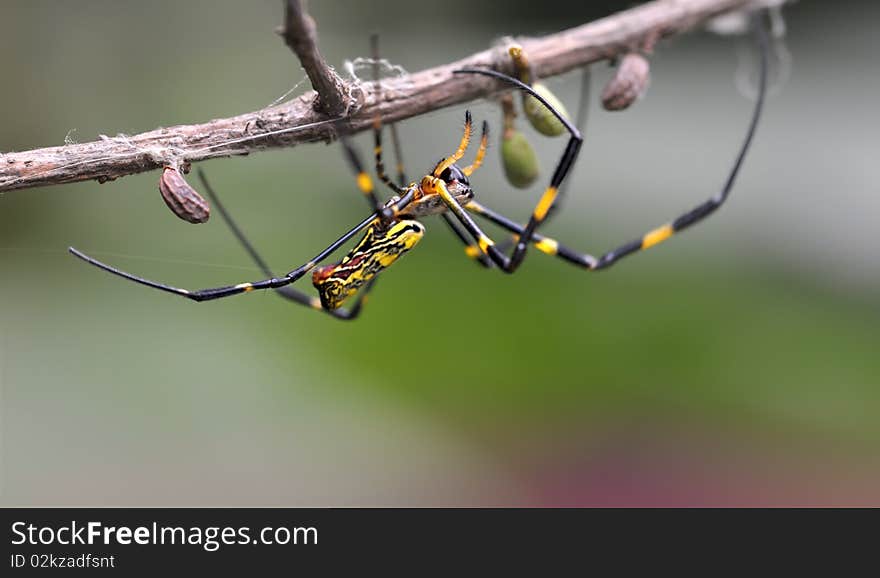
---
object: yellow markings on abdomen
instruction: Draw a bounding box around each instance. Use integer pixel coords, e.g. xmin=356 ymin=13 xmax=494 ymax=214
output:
xmin=313 ymin=221 xmax=425 ymax=309
xmin=235 ymin=282 xmax=254 ymax=292
xmin=642 ymin=224 xmax=674 ymax=249
xmin=533 ymin=186 xmax=558 ymax=221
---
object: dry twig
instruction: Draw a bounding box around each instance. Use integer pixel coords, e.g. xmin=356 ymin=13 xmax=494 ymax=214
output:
xmin=0 ymin=0 xmax=758 ymax=193
xmin=279 ymin=0 xmax=349 ymax=117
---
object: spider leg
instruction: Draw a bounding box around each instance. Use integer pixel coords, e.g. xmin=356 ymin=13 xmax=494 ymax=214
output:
xmin=461 ymin=17 xmax=768 ymax=272
xmin=448 ymin=72 xmax=583 ymax=272
xmin=388 ymin=123 xmax=407 ymax=187
xmin=539 ymin=65 xmax=591 ymax=228
xmin=366 ymin=34 xmax=405 ymax=196
xmin=199 ymin=169 xmax=374 ymax=320
xmin=586 ymin=17 xmax=769 ymax=271
xmin=381 ymin=106 xmax=493 ymax=270
xmin=464 ymin=200 xmax=594 ymax=267
xmin=336 ymin=33 xmax=406 ymax=214
xmin=429 ymin=176 xmax=515 ymax=271
xmin=489 ymin=66 xmax=591 ymax=257
xmin=69 ymin=189 xmax=415 ymax=305
xmin=540 ymin=66 xmax=592 ymax=226
xmin=442 ymin=213 xmax=494 ymax=267
xmin=369 ymin=33 xmax=410 ymax=190
xmin=366 ymin=33 xmax=494 ymax=268
xmin=452 ymin=13 xmax=767 ymax=273
xmin=438 ymin=120 xmax=494 ymax=268
xmin=340 ymin=136 xmax=384 ymax=213
xmin=431 ymin=103 xmax=581 ymax=273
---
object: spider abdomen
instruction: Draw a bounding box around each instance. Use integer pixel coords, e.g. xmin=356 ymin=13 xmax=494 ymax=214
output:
xmin=312 ymin=219 xmax=425 ymax=309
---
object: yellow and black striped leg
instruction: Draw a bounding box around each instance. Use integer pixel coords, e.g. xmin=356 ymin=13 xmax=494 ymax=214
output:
xmin=370 ymin=33 xmax=492 ymax=269
xmin=541 ymin=66 xmax=591 ymax=228
xmin=370 ymin=33 xmax=409 ymax=191
xmin=495 ymin=67 xmax=590 ymax=256
xmin=464 ymin=200 xmax=595 ymax=269
xmin=369 ymin=36 xmax=403 ymax=197
xmin=506 ymin=120 xmax=581 ymax=270
xmin=426 ymin=113 xmax=515 ymax=269
xmin=430 ymin=178 xmax=517 ymax=271
xmin=199 ymin=169 xmax=376 ymax=320
xmin=451 ymin=69 xmax=584 ymax=273
xmin=454 ymin=13 xmax=767 ymax=273
xmin=386 ymin=116 xmax=493 ymax=269
xmin=462 ymin=17 xmax=768 ymax=273
xmin=388 ymin=123 xmax=407 ymax=187
xmin=433 ymin=137 xmax=582 ymax=273
xmin=340 ymin=136 xmax=384 ymax=213
xmin=442 ymin=213 xmax=493 ymax=268
xmin=334 ymin=34 xmax=403 ymax=224
xmin=389 ymin=119 xmax=491 ymax=270
xmin=69 ymin=185 xmax=416 ymax=305
xmin=449 ymin=120 xmax=495 ymax=268
xmin=589 ymin=17 xmax=767 ymax=270
xmin=372 ymin=118 xmax=405 ymax=195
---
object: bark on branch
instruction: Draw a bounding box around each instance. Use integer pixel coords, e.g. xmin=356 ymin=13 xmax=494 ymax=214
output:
xmin=279 ymin=0 xmax=349 ymax=117
xmin=0 ymin=0 xmax=757 ymax=193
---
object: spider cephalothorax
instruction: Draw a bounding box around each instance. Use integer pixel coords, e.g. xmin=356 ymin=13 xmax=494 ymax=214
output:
xmin=397 ymin=160 xmax=478 ymax=219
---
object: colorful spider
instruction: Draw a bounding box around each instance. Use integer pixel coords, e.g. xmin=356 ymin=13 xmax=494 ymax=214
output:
xmin=69 ymin=20 xmax=767 ymax=321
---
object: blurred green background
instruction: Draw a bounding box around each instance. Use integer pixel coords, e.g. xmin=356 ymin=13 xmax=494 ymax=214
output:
xmin=1 ymin=0 xmax=878 ymax=506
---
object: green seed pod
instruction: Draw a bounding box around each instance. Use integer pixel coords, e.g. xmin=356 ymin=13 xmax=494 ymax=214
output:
xmin=522 ymin=83 xmax=570 ymax=137
xmin=501 ymin=129 xmax=539 ymax=188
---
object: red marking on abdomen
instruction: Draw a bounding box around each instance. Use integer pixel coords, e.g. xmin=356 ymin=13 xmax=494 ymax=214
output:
xmin=311 ymin=264 xmax=338 ymax=285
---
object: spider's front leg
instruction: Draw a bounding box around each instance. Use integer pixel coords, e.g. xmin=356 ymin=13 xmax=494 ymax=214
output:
xmin=448 ymin=11 xmax=768 ymax=274
xmin=428 ymin=135 xmax=582 ymax=274
xmin=456 ymin=15 xmax=768 ymax=274
xmin=70 ymin=187 xmax=417 ymax=320
xmin=427 ymin=175 xmax=515 ymax=272
xmin=441 ymin=71 xmax=584 ymax=273
xmin=200 ymin=170 xmax=376 ymax=320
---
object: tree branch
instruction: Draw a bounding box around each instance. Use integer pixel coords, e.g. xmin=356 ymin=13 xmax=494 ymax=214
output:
xmin=0 ymin=0 xmax=757 ymax=193
xmin=279 ymin=0 xmax=349 ymax=117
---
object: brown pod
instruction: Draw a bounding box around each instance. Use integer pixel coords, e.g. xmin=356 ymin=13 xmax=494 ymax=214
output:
xmin=158 ymin=166 xmax=210 ymax=224
xmin=601 ymin=53 xmax=651 ymax=111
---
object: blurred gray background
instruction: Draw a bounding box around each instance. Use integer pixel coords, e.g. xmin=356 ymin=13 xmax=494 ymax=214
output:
xmin=1 ymin=0 xmax=878 ymax=506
